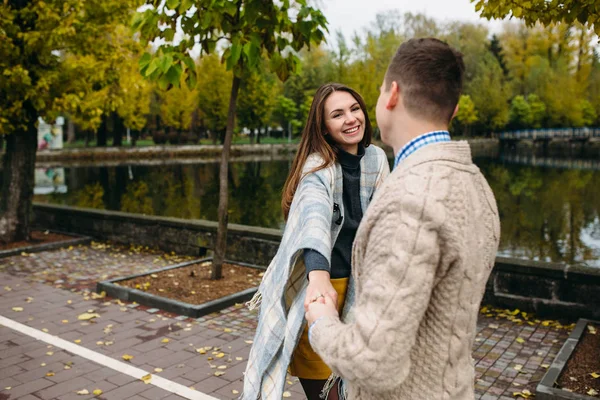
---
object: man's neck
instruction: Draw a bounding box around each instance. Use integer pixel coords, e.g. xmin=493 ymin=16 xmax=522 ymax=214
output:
xmin=389 ymin=118 xmax=449 ymax=155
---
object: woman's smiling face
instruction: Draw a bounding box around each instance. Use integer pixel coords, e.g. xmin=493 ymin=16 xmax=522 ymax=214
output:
xmin=323 ymin=91 xmax=365 ymax=154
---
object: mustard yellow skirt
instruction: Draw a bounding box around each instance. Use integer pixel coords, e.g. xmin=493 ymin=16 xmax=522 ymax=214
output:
xmin=288 ymin=277 xmax=349 ymax=380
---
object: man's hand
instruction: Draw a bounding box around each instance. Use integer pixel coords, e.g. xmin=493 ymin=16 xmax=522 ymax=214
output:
xmin=304 ymin=270 xmax=337 ymax=312
xmin=306 ymin=295 xmax=338 ymax=325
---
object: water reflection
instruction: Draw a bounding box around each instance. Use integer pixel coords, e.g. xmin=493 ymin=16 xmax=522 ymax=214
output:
xmin=479 ymin=156 xmax=600 ymax=267
xmin=36 ymin=159 xmax=292 ymax=230
xmin=33 ymin=151 xmax=600 ymax=267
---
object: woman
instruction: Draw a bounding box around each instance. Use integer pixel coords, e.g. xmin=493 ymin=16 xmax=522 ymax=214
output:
xmin=242 ymin=83 xmax=389 ymax=400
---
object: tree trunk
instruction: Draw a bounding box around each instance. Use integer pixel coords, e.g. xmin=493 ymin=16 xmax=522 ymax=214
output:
xmin=0 ymin=106 xmax=37 ymax=243
xmin=112 ymin=113 xmax=124 ymax=147
xmin=256 ymin=128 xmax=261 ymax=144
xmin=249 ymin=130 xmax=255 ymax=145
xmin=97 ymin=114 xmax=108 ymax=146
xmin=212 ymin=75 xmax=241 ymax=280
xmin=67 ymin=119 xmax=76 ymax=143
xmin=131 ymin=130 xmax=139 ymax=147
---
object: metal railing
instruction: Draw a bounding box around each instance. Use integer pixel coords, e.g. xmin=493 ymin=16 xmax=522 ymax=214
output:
xmin=498 ymin=128 xmax=600 ymax=140
xmin=499 ymin=153 xmax=600 ymax=170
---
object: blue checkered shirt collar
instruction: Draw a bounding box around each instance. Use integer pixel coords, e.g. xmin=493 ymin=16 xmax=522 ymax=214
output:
xmin=393 ymin=130 xmax=451 ymax=169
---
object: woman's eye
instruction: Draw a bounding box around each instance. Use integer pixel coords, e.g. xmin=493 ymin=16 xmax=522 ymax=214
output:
xmin=352 ymin=107 xmax=360 ymax=112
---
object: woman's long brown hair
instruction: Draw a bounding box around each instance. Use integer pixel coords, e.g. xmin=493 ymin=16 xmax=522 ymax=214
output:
xmin=281 ymin=83 xmax=373 ymax=220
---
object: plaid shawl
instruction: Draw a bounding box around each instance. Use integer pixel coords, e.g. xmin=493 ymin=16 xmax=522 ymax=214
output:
xmin=242 ymin=145 xmax=389 ymax=399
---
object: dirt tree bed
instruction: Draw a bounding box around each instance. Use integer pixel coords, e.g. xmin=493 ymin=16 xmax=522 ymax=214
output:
xmin=556 ymin=323 xmax=600 ymax=397
xmin=0 ymin=230 xmax=75 ymax=250
xmin=117 ymin=261 xmax=264 ymax=305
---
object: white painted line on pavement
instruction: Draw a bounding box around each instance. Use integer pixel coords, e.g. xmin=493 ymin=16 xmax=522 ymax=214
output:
xmin=0 ymin=314 xmax=219 ymax=400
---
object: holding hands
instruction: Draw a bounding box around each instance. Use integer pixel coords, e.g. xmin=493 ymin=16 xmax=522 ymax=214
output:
xmin=305 ymin=270 xmax=339 ymax=325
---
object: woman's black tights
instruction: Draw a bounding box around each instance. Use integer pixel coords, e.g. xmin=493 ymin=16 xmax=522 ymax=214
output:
xmin=298 ymin=378 xmax=339 ymax=400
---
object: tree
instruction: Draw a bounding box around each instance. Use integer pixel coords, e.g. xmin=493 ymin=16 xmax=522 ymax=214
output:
xmin=453 ymin=95 xmax=479 ymax=136
xmin=273 ymin=96 xmax=299 ymax=139
xmin=466 ymin=53 xmax=511 ymax=133
xmin=0 ymin=0 xmax=138 ymax=243
xmin=509 ymin=95 xmax=532 ymax=129
xmin=56 ymin=21 xmax=150 ymax=146
xmin=195 ymin=54 xmax=232 ymax=143
xmin=580 ymin=99 xmax=597 ymax=126
xmin=472 ymin=0 xmax=600 ymax=36
xmin=237 ymin=68 xmax=279 ymax=144
xmin=160 ymin=82 xmax=198 ymax=140
xmin=527 ymin=94 xmax=547 ymax=128
xmin=135 ymin=0 xmax=328 ymax=279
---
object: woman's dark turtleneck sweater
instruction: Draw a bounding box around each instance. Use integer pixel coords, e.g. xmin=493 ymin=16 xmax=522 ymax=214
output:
xmin=304 ymin=145 xmax=365 ymax=279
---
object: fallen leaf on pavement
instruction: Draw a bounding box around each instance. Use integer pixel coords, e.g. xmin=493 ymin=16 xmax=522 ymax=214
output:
xmin=122 ymin=354 xmax=134 ymax=361
xmin=77 ymin=313 xmax=100 ymax=321
xmin=141 ymin=374 xmax=152 ymax=384
xmin=12 ymin=307 xmax=23 ymax=312
xmin=76 ymin=389 xmax=89 ymax=395
xmin=93 ymin=389 xmax=103 ymax=395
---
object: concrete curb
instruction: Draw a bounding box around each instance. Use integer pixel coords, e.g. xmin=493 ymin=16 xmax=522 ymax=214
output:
xmin=536 ymin=318 xmax=600 ymax=399
xmin=96 ymin=257 xmax=264 ymax=318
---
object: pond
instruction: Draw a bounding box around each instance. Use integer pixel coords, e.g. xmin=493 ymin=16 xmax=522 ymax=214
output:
xmin=32 ymin=148 xmax=600 ymax=268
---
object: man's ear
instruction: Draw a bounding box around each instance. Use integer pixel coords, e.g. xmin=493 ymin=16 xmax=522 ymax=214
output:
xmin=451 ymin=103 xmax=459 ymax=121
xmin=386 ymin=81 xmax=400 ymax=110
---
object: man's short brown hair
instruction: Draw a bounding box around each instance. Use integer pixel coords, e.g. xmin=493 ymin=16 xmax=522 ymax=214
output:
xmin=385 ymin=38 xmax=465 ymax=125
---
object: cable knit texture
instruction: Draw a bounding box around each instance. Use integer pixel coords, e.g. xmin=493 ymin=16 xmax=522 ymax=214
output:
xmin=310 ymin=141 xmax=500 ymax=400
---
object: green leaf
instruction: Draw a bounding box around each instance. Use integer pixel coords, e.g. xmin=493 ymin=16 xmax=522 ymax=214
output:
xmin=139 ymin=52 xmax=152 ymax=70
xmin=182 ymin=56 xmax=195 ymax=73
xmin=185 ymin=70 xmax=197 ymax=90
xmin=227 ymin=42 xmax=242 ymax=70
xmin=144 ymin=58 xmax=160 ymax=77
xmin=164 ymin=64 xmax=182 ymax=87
xmin=166 ymin=0 xmax=180 ymax=10
xmin=163 ymin=28 xmax=175 ymax=42
xmin=179 ymin=0 xmax=194 ymax=13
xmin=513 ymin=7 xmax=523 ymax=18
xmin=158 ymin=74 xmax=171 ymax=90
xmin=243 ymin=42 xmax=261 ymax=66
xmin=160 ymin=54 xmax=174 ymax=74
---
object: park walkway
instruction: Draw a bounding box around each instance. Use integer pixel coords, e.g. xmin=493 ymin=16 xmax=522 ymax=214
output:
xmin=0 ymin=242 xmax=572 ymax=400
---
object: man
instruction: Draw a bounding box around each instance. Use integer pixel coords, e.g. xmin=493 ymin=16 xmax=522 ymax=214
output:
xmin=305 ymin=38 xmax=501 ymax=400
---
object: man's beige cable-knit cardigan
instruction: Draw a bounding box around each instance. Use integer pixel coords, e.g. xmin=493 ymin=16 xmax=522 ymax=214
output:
xmin=310 ymin=141 xmax=501 ymax=400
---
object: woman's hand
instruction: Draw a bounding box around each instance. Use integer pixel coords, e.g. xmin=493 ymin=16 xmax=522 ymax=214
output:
xmin=306 ymin=295 xmax=338 ymax=326
xmin=304 ymin=270 xmax=338 ymax=312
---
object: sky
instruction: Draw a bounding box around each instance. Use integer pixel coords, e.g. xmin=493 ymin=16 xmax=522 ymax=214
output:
xmin=319 ymin=0 xmax=505 ymax=45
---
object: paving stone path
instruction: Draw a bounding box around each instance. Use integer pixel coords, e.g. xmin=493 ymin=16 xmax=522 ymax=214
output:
xmin=0 ymin=243 xmax=573 ymax=399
